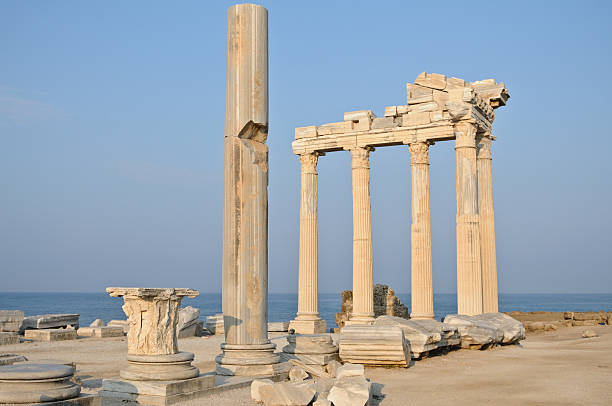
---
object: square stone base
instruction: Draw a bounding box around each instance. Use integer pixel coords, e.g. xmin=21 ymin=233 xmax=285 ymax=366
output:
xmin=288 ymin=319 xmax=327 ymax=334
xmin=100 ymin=374 xmax=215 ymax=406
xmin=0 ymin=332 xmax=20 ymax=345
xmin=78 ymin=327 xmax=124 ymax=338
xmin=24 ymin=329 xmax=77 ymax=342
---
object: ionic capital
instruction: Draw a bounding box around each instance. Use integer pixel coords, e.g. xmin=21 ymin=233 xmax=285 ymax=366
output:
xmin=476 ymin=133 xmax=493 ymax=160
xmin=349 ymin=146 xmax=373 ymax=169
xmin=408 ymin=142 xmax=431 ymax=165
xmin=299 ymin=152 xmax=320 ymax=174
xmin=454 ymin=122 xmax=478 ymax=149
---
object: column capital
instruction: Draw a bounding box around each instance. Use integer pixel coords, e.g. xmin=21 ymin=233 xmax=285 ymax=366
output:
xmin=408 ymin=141 xmax=431 ymax=165
xmin=476 ymin=133 xmax=493 ymax=160
xmin=348 ymin=146 xmax=373 ymax=169
xmin=299 ymin=152 xmax=320 ymax=174
xmin=454 ymin=122 xmax=478 ymax=149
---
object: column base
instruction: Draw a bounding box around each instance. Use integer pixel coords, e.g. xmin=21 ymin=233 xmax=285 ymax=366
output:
xmin=215 ymin=343 xmax=283 ymax=377
xmin=410 ymin=312 xmax=435 ymax=320
xmin=288 ymin=318 xmax=327 ymax=334
xmin=120 ymin=352 xmax=200 ymax=381
xmin=344 ymin=313 xmax=375 ymax=326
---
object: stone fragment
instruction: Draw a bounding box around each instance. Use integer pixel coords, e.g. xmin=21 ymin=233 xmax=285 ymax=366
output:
xmin=77 ymin=326 xmax=124 ymax=338
xmin=22 ymin=314 xmax=79 ymax=331
xmin=313 ymin=399 xmax=332 ymax=406
xmin=412 ymin=101 xmax=440 ymax=112
xmin=178 ymin=320 xmax=204 ymax=338
xmin=107 ymin=319 xmax=129 ymax=334
xmin=414 ymin=72 xmax=447 ymax=90
xmin=402 ymin=111 xmax=431 ymax=126
xmin=335 ymin=363 xmax=364 ymax=379
xmin=289 ymin=365 xmax=309 ymax=382
xmin=259 ymin=381 xmax=316 ymax=406
xmin=327 ymin=375 xmax=371 ymax=406
xmin=582 ymin=330 xmax=598 ymax=338
xmin=326 ymin=359 xmax=341 ymax=378
xmin=24 ymin=329 xmax=77 ymax=342
xmin=0 ymin=354 xmax=27 ymax=365
xmin=251 ymin=378 xmax=274 ymax=402
xmin=295 ymin=126 xmax=318 ymax=139
xmin=338 ymin=325 xmax=409 ymax=367
xmin=478 ymin=313 xmax=525 ymax=344
xmin=406 ymin=84 xmax=434 ymax=104
xmin=282 ymin=334 xmax=339 ymax=365
xmin=0 ymin=332 xmax=20 ymax=345
xmin=343 ymin=110 xmax=374 ymax=122
xmin=206 ymin=313 xmax=224 ymax=335
xmin=446 ymin=77 xmax=466 ymax=89
xmin=90 ymin=319 xmax=104 ymax=327
xmin=289 ymin=359 xmax=331 ymax=379
xmin=384 ymin=106 xmax=397 ymax=117
xmin=0 ymin=310 xmax=24 ymax=332
xmin=374 ymin=316 xmax=455 ymax=358
xmin=268 ymin=321 xmax=289 ymax=332
xmin=177 ymin=306 xmax=200 ymax=333
xmin=317 ymin=121 xmax=352 ymax=135
xmin=443 ymin=314 xmax=504 ymax=349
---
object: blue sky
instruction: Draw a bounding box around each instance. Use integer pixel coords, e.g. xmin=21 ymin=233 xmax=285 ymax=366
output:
xmin=1 ymin=1 xmax=611 ymax=294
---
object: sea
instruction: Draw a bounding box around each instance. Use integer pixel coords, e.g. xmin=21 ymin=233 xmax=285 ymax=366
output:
xmin=1 ymin=293 xmax=611 ymax=328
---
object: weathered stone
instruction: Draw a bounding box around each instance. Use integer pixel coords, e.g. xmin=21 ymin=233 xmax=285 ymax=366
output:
xmin=289 ymin=365 xmax=309 ymax=382
xmin=206 ymin=314 xmax=224 ymax=335
xmin=107 ymin=319 xmax=129 ymax=333
xmin=582 ymin=330 xmax=598 ymax=338
xmin=101 ymin=374 xmax=214 ymax=404
xmin=335 ymin=363 xmax=364 ymax=379
xmin=371 ymin=116 xmax=398 ymax=130
xmin=318 ymin=121 xmax=352 ymax=135
xmin=0 ymin=310 xmax=24 ymax=332
xmin=77 ymin=326 xmax=124 ymax=338
xmin=0 ymin=363 xmax=81 ymax=404
xmin=384 ymin=106 xmax=397 ymax=117
xmin=343 ymin=110 xmax=374 ymax=122
xmin=268 ymin=322 xmax=289 ymax=332
xmin=414 ymin=72 xmax=447 ymax=90
xmin=478 ymin=313 xmax=525 ymax=344
xmin=443 ymin=314 xmax=504 ymax=349
xmin=282 ymin=335 xmax=339 ymax=366
xmin=326 ymin=359 xmax=342 ymax=378
xmin=313 ymin=398 xmax=332 ymax=406
xmin=259 ymin=381 xmax=316 ymax=406
xmin=406 ymin=84 xmax=433 ymax=104
xmin=0 ymin=354 xmax=27 ymax=365
xmin=374 ymin=316 xmax=454 ymax=358
xmin=327 ymin=375 xmax=371 ymax=406
xmin=24 ymin=329 xmax=77 ymax=342
xmin=288 ymin=359 xmax=331 ymax=379
xmin=295 ymin=126 xmax=317 ymax=139
xmin=339 ymin=325 xmax=409 ymax=367
xmin=573 ymin=311 xmax=607 ymax=322
xmin=251 ymin=378 xmax=274 ymax=402
xmin=178 ymin=320 xmax=204 ymax=338
xmin=336 ymin=284 xmax=408 ymax=328
xmin=0 ymin=332 xmax=20 ymax=345
xmin=402 ymin=111 xmax=431 ymax=126
xmin=177 ymin=306 xmax=200 ymax=333
xmin=89 ymin=319 xmax=104 ymax=328
xmin=22 ymin=314 xmax=79 ymax=331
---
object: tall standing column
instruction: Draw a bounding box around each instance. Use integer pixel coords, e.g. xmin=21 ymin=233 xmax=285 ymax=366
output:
xmin=289 ymin=152 xmax=327 ymax=334
xmin=217 ymin=4 xmax=280 ymax=376
xmin=347 ymin=146 xmax=375 ymax=325
xmin=477 ymin=134 xmax=499 ymax=313
xmin=454 ymin=122 xmax=484 ymax=316
xmin=409 ymin=142 xmax=434 ymax=319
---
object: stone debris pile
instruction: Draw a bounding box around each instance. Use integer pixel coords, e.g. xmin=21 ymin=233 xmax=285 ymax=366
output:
xmin=251 ymin=360 xmax=372 ymax=406
xmin=443 ymin=313 xmax=524 ymax=349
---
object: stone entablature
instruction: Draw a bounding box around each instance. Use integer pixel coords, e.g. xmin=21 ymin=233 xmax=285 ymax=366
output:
xmin=292 ymin=72 xmax=508 ymax=155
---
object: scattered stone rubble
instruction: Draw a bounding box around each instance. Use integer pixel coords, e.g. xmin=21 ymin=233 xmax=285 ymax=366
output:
xmin=506 ymin=311 xmax=611 ymax=332
xmin=335 ymin=284 xmax=409 ymax=328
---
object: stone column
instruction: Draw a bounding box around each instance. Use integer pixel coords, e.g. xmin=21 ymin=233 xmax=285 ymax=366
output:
xmin=217 ymin=4 xmax=280 ymax=376
xmin=289 ymin=152 xmax=327 ymax=334
xmin=477 ymin=134 xmax=499 ymax=313
xmin=408 ymin=142 xmax=434 ymax=319
xmin=454 ymin=122 xmax=484 ymax=316
xmin=347 ymin=146 xmax=375 ymax=324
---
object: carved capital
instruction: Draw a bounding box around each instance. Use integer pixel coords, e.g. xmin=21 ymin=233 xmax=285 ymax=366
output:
xmin=349 ymin=147 xmax=372 ymax=169
xmin=454 ymin=122 xmax=477 ymax=149
xmin=299 ymin=152 xmax=319 ymax=174
xmin=477 ymin=133 xmax=492 ymax=160
xmin=409 ymin=142 xmax=430 ymax=165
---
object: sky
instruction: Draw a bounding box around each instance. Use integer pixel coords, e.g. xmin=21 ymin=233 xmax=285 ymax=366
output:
xmin=1 ymin=1 xmax=611 ymax=294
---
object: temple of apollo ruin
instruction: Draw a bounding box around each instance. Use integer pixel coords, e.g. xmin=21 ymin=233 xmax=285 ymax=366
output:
xmin=289 ymin=73 xmax=510 ymax=333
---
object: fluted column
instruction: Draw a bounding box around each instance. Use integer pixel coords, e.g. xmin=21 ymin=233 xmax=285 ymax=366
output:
xmin=289 ymin=152 xmax=327 ymax=334
xmin=409 ymin=142 xmax=434 ymax=319
xmin=477 ymin=134 xmax=499 ymax=313
xmin=217 ymin=4 xmax=280 ymax=376
xmin=348 ymin=146 xmax=375 ymax=324
xmin=455 ymin=122 xmax=483 ymax=316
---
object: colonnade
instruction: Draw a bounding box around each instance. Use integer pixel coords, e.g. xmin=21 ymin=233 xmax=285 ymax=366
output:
xmin=290 ymin=121 xmax=500 ymax=332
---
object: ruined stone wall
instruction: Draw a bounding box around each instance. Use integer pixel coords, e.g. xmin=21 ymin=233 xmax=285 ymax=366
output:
xmin=335 ymin=284 xmax=409 ymax=328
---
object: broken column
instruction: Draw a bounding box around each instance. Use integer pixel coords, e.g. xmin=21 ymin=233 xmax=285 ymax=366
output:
xmin=454 ymin=122 xmax=484 ymax=315
xmin=216 ymin=3 xmax=281 ymax=376
xmin=290 ymin=152 xmax=327 ymax=334
xmin=477 ymin=134 xmax=499 ymax=313
xmin=347 ymin=146 xmax=375 ymax=325
xmin=408 ymin=141 xmax=434 ymax=319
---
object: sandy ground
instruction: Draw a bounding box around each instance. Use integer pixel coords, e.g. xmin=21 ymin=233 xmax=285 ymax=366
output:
xmin=1 ymin=326 xmax=611 ymax=405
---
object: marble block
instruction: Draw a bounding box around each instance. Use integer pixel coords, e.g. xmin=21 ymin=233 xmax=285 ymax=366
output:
xmin=0 ymin=310 xmax=24 ymax=332
xmin=443 ymin=314 xmax=505 ymax=349
xmin=107 ymin=319 xmax=129 ymax=334
xmin=282 ymin=334 xmax=339 ymax=366
xmin=78 ymin=326 xmax=124 ymax=338
xmin=24 ymin=329 xmax=77 ymax=342
xmin=268 ymin=322 xmax=290 ymax=332
xmin=478 ymin=313 xmax=525 ymax=344
xmin=22 ymin=314 xmax=79 ymax=330
xmin=338 ymin=325 xmax=409 ymax=367
xmin=0 ymin=332 xmax=20 ymax=345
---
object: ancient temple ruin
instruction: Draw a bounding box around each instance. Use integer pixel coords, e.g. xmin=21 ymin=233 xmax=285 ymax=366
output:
xmin=289 ymin=73 xmax=509 ymax=331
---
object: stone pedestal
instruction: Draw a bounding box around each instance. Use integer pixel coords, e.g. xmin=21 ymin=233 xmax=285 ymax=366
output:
xmin=217 ymin=3 xmax=281 ymax=377
xmin=477 ymin=134 xmax=499 ymax=313
xmin=0 ymin=363 xmax=80 ymax=404
xmin=454 ymin=122 xmax=484 ymax=316
xmin=347 ymin=147 xmax=375 ymax=325
xmin=281 ymin=334 xmax=339 ymax=366
xmin=408 ymin=142 xmax=434 ymax=320
xmin=290 ymin=152 xmax=327 ymax=335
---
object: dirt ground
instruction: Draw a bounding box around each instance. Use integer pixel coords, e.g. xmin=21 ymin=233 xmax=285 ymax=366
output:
xmin=2 ymin=325 xmax=611 ymax=405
